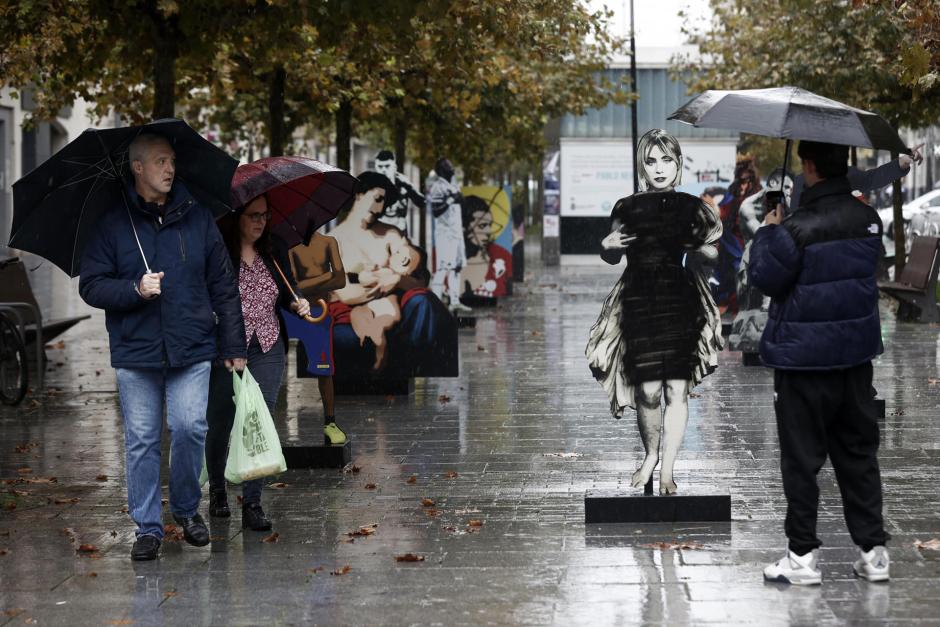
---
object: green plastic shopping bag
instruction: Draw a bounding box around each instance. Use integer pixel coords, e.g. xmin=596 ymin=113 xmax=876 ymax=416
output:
xmin=224 ymin=367 xmax=287 ymax=484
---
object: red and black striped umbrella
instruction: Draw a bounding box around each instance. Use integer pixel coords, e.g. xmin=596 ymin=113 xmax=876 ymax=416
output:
xmin=231 ymin=156 xmax=357 ymax=247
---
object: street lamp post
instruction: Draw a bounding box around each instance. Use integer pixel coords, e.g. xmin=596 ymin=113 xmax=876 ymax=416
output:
xmin=629 ymin=0 xmax=639 ymax=194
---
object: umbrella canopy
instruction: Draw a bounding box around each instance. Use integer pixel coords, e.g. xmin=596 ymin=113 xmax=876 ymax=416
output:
xmin=230 ymin=156 xmax=357 ymax=248
xmin=668 ymin=86 xmax=910 ymax=154
xmin=10 ymin=118 xmax=238 ymax=276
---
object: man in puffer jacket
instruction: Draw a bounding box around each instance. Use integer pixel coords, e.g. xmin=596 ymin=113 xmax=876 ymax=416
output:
xmin=79 ymin=133 xmax=246 ymax=561
xmin=749 ymin=140 xmax=890 ymax=586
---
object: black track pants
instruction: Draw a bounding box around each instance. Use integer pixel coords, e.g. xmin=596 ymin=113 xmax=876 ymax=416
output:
xmin=773 ymin=361 xmax=889 ymax=554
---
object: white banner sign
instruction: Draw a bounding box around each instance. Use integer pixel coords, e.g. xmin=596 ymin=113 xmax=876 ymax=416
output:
xmin=560 ymin=140 xmax=737 ymax=217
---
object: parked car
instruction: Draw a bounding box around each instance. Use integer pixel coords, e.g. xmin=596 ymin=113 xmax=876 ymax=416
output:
xmin=878 ymin=190 xmax=940 ymax=259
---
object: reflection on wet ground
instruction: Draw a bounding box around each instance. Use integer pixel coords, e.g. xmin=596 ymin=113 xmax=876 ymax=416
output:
xmin=1 ymin=246 xmax=939 ymax=625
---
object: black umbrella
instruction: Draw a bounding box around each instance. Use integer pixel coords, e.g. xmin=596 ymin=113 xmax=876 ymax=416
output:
xmin=9 ymin=118 xmax=238 ymax=277
xmin=668 ymin=86 xmax=911 ymax=154
xmin=668 ymin=86 xmax=912 ymax=211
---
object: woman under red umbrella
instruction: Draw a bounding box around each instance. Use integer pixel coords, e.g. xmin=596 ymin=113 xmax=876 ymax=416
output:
xmin=204 ymin=193 xmax=311 ymax=530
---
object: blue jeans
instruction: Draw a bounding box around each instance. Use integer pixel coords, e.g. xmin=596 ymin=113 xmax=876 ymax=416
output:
xmin=115 ymin=361 xmax=211 ymax=538
xmin=205 ymin=336 xmax=285 ymax=505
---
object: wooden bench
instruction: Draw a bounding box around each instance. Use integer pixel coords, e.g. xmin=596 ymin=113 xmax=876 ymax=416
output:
xmin=0 ymin=257 xmax=90 ymax=347
xmin=878 ymin=235 xmax=940 ymax=323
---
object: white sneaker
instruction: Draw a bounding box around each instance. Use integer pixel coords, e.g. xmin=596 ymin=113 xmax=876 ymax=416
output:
xmin=853 ymin=546 xmax=889 ymax=582
xmin=450 ymin=302 xmax=473 ymax=314
xmin=763 ymin=549 xmax=822 ymax=585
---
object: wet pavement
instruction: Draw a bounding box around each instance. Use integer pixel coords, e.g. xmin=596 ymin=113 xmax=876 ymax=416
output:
xmin=2 ymin=245 xmax=940 ymax=626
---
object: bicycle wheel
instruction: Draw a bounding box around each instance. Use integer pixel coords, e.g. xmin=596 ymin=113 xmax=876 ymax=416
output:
xmin=0 ymin=313 xmax=29 ymax=406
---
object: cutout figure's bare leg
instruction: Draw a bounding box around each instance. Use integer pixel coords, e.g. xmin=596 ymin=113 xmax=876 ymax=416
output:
xmin=660 ymin=379 xmax=690 ymax=494
xmin=317 ymin=376 xmax=334 ymax=421
xmin=631 ymin=380 xmax=663 ymax=488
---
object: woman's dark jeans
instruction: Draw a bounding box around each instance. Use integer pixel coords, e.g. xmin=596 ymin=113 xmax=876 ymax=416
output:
xmin=205 ymin=335 xmax=285 ymax=505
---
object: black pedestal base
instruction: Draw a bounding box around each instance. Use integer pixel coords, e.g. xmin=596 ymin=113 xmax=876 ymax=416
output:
xmin=334 ymin=377 xmax=414 ymax=396
xmin=585 ymin=489 xmax=731 ymax=523
xmin=742 ymin=352 xmax=762 ymax=366
xmin=283 ymin=442 xmax=351 ymax=469
xmin=456 ymin=315 xmax=477 ymax=328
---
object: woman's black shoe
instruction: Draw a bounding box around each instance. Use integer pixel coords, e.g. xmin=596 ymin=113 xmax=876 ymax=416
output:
xmin=242 ymin=503 xmax=272 ymax=531
xmin=209 ymin=490 xmax=231 ymax=518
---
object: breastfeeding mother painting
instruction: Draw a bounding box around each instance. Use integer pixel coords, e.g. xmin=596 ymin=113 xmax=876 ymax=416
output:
xmin=585 ymin=129 xmax=723 ymax=495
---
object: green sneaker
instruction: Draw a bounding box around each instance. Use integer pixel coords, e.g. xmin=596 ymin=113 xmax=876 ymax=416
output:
xmin=324 ymin=422 xmax=347 ymax=445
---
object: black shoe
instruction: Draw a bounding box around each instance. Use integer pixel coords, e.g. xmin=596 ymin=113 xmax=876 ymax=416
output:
xmin=172 ymin=513 xmax=210 ymax=547
xmin=242 ymin=503 xmax=272 ymax=531
xmin=209 ymin=490 xmax=231 ymax=518
xmin=130 ymin=534 xmax=161 ymax=561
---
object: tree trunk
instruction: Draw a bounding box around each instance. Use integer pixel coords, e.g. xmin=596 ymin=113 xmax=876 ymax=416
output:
xmin=419 ymin=169 xmax=428 ymax=251
xmin=151 ymin=15 xmax=178 ymax=120
xmin=335 ymin=99 xmax=352 ymax=171
xmin=268 ymin=66 xmax=287 ymax=157
xmin=394 ymin=117 xmax=407 ymax=167
xmin=891 ymin=150 xmax=905 ymax=277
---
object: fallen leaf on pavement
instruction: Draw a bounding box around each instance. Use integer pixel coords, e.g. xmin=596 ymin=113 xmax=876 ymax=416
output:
xmin=438 ymin=394 xmax=451 ymax=403
xmin=307 ymin=566 xmax=324 ymax=574
xmin=209 ymin=536 xmax=225 ymax=542
xmin=268 ymin=482 xmax=289 ymax=489
xmin=346 ymin=524 xmax=378 ymax=537
xmin=444 ymin=471 xmax=458 ymax=479
xmin=330 ymin=565 xmax=352 ymax=576
xmin=164 ymin=591 xmax=177 ymax=599
xmin=406 ymin=475 xmax=417 ymax=484
xmin=261 ymin=532 xmax=279 ymax=543
xmin=95 ymin=475 xmax=108 ymax=481
xmin=0 ymin=548 xmax=9 ymax=555
xmin=395 ymin=553 xmax=425 ymax=562
xmin=639 ymin=540 xmax=703 ymax=550
xmin=531 ymin=330 xmax=543 ymax=336
xmin=914 ymin=538 xmax=940 ymax=550
xmin=163 ymin=524 xmax=184 ymax=542
xmin=77 ymin=544 xmax=98 ymax=553
xmin=88 ymin=572 xmax=98 ymax=577
xmin=424 ymin=509 xmax=441 ymax=518
xmin=47 ymin=340 xmax=66 ymax=350
xmin=13 ymin=442 xmax=39 ymax=454
xmin=4 ymin=503 xmax=16 ymax=511
xmin=54 ymin=497 xmax=80 ymax=505
xmin=364 ymin=483 xmax=377 ymax=490
xmin=421 ymin=498 xmax=435 ymax=507
xmin=16 ymin=468 xmax=32 ymax=474
xmin=476 ymin=345 xmax=486 ymax=352
xmin=24 ymin=476 xmax=57 ymax=484
xmin=468 ymin=519 xmax=484 ymax=527
xmin=2 ymin=609 xmax=24 ymax=618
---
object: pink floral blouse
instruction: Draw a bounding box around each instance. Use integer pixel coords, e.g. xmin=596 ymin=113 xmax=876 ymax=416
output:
xmin=239 ymin=255 xmax=280 ymax=352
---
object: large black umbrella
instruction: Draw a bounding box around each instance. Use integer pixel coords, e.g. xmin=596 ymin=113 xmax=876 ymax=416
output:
xmin=668 ymin=86 xmax=911 ymax=154
xmin=9 ymin=118 xmax=238 ymax=276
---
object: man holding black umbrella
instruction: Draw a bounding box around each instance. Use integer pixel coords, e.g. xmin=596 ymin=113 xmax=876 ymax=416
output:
xmin=749 ymin=140 xmax=890 ymax=585
xmin=79 ymin=133 xmax=246 ymax=561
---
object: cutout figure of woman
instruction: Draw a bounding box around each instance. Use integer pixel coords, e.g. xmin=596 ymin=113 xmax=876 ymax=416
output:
xmin=586 ymin=129 xmax=723 ymax=495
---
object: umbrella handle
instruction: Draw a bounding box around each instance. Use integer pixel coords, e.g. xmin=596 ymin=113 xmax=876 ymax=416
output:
xmin=303 ymin=299 xmax=329 ymax=324
xmin=269 ymin=257 xmax=329 ymax=323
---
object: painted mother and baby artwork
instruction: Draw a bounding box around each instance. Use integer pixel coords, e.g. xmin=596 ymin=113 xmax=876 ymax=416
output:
xmin=290 ymin=171 xmax=458 ymax=382
xmin=586 ymin=129 xmax=723 ymax=495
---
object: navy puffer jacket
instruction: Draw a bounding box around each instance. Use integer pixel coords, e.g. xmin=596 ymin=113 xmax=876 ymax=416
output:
xmin=748 ymin=176 xmax=883 ymax=370
xmin=79 ymin=181 xmax=246 ymax=369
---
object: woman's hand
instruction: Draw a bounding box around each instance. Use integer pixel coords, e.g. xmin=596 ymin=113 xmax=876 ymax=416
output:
xmin=291 ymin=298 xmax=311 ymax=318
xmin=601 ymin=230 xmax=636 ymax=250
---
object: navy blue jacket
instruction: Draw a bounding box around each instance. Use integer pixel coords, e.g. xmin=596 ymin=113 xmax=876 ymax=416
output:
xmin=79 ymin=181 xmax=246 ymax=369
xmin=748 ymin=176 xmax=883 ymax=370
